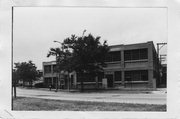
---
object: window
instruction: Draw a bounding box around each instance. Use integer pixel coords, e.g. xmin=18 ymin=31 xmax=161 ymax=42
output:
xmin=125 ymin=71 xmax=132 ymax=81
xmin=124 ymin=50 xmax=131 ymax=61
xmin=132 ymin=49 xmax=139 ymax=60
xmin=112 ymin=51 xmax=121 ymax=61
xmin=141 ymin=70 xmax=148 ymax=81
xmin=124 ymin=48 xmax=148 ymax=61
xmin=53 ymin=77 xmax=57 ymax=84
xmin=140 ymin=49 xmax=148 ymax=59
xmin=105 ymin=51 xmax=121 ymax=62
xmin=44 ymin=77 xmax=51 ymax=85
xmin=114 ymin=71 xmax=121 ymax=81
xmin=125 ymin=70 xmax=148 ymax=81
xmin=53 ymin=65 xmax=58 ymax=73
xmin=44 ymin=65 xmax=51 ymax=73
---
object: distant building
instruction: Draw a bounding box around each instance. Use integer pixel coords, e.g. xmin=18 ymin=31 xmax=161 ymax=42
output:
xmin=43 ymin=41 xmax=161 ymax=90
xmin=43 ymin=61 xmax=59 ymax=88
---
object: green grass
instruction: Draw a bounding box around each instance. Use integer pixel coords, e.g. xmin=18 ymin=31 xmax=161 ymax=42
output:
xmin=12 ymin=97 xmax=166 ymax=111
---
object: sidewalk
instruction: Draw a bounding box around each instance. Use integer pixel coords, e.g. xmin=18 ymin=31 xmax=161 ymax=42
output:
xmin=16 ymin=87 xmax=166 ymax=105
xmin=17 ymin=86 xmax=167 ymax=94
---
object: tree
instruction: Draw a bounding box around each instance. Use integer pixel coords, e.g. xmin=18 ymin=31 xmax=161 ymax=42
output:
xmin=47 ymin=47 xmax=63 ymax=91
xmin=63 ymin=32 xmax=109 ymax=91
xmin=47 ymin=46 xmax=72 ymax=91
xmin=14 ymin=61 xmax=40 ymax=88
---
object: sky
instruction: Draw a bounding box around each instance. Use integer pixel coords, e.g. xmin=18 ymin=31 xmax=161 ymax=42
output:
xmin=13 ymin=7 xmax=167 ymax=69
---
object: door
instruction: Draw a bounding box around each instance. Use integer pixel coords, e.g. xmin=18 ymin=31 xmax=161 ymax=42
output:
xmin=105 ymin=74 xmax=114 ymax=88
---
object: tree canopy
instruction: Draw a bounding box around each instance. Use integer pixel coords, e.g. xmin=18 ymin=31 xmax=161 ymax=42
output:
xmin=63 ymin=33 xmax=109 ymax=75
xmin=47 ymin=31 xmax=109 ymax=91
xmin=47 ymin=46 xmax=72 ymax=72
xmin=14 ymin=60 xmax=40 ymax=87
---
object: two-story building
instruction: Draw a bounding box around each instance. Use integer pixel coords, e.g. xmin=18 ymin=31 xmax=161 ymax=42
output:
xmin=43 ymin=41 xmax=160 ymax=89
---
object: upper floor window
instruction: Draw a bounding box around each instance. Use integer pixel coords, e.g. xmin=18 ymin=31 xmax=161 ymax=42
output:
xmin=124 ymin=48 xmax=148 ymax=61
xmin=53 ymin=65 xmax=58 ymax=73
xmin=44 ymin=65 xmax=51 ymax=73
xmin=105 ymin=51 xmax=121 ymax=62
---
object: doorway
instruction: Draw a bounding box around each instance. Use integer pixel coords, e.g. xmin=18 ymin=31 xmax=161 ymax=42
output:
xmin=105 ymin=74 xmax=114 ymax=88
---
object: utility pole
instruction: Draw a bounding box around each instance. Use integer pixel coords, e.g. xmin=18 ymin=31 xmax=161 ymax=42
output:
xmin=156 ymin=43 xmax=167 ymax=87
xmin=80 ymin=29 xmax=86 ymax=92
xmin=54 ymin=41 xmax=64 ymax=92
xmin=157 ymin=43 xmax=167 ymax=58
xmin=160 ymin=54 xmax=167 ymax=64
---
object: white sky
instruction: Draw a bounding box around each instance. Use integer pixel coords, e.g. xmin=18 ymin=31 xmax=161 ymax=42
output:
xmin=13 ymin=7 xmax=167 ymax=69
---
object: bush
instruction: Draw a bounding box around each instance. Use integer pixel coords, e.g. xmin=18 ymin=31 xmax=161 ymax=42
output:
xmin=34 ymin=82 xmax=45 ymax=88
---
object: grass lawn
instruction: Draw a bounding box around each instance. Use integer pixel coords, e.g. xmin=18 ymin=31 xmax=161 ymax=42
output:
xmin=12 ymin=97 xmax=166 ymax=111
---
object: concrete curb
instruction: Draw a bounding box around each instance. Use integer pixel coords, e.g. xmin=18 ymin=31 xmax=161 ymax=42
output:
xmin=17 ymin=87 xmax=167 ymax=94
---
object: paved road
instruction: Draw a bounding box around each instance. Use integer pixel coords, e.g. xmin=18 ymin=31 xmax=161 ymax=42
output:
xmin=16 ymin=88 xmax=166 ymax=105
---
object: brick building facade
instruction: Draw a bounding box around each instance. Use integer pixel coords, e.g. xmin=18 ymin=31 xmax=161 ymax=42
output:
xmin=43 ymin=41 xmax=160 ymax=90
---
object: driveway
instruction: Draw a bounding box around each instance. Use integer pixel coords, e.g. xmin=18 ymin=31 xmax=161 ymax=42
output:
xmin=16 ymin=87 xmax=166 ymax=105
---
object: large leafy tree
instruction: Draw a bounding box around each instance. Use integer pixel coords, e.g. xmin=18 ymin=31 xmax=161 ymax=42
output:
xmin=47 ymin=45 xmax=72 ymax=91
xmin=47 ymin=31 xmax=109 ymax=91
xmin=14 ymin=60 xmax=40 ymax=88
xmin=47 ymin=47 xmax=72 ymax=72
xmin=63 ymin=33 xmax=109 ymax=91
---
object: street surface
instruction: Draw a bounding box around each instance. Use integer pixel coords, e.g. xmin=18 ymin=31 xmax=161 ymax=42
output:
xmin=16 ymin=87 xmax=166 ymax=105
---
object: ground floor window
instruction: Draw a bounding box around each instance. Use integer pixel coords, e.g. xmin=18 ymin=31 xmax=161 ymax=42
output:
xmin=44 ymin=77 xmax=58 ymax=86
xmin=44 ymin=77 xmax=51 ymax=85
xmin=53 ymin=77 xmax=57 ymax=87
xmin=114 ymin=71 xmax=121 ymax=81
xmin=125 ymin=70 xmax=148 ymax=81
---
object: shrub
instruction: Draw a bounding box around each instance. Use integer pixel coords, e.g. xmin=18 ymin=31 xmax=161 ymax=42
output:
xmin=34 ymin=82 xmax=45 ymax=88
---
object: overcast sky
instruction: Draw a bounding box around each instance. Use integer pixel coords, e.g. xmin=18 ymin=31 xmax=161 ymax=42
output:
xmin=13 ymin=7 xmax=167 ymax=69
